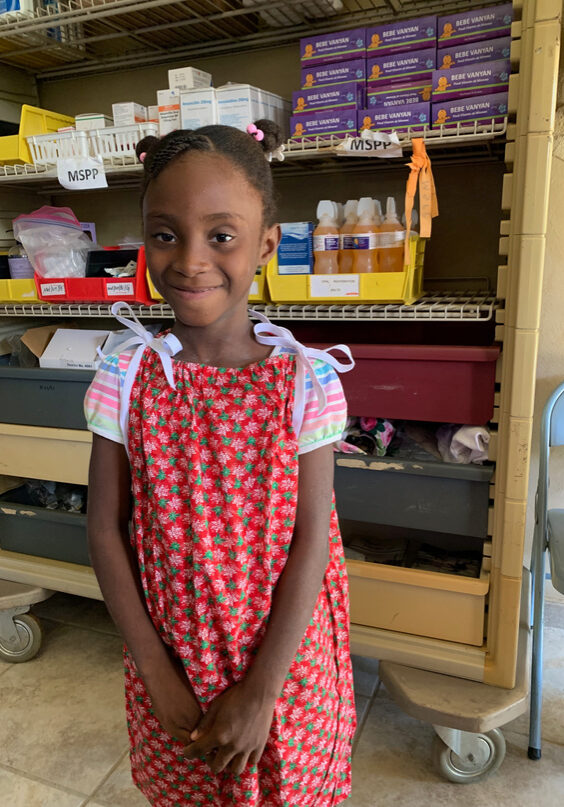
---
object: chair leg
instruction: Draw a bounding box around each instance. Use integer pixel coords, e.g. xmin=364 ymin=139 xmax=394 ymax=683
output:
xmin=528 ymin=533 xmax=546 ymax=760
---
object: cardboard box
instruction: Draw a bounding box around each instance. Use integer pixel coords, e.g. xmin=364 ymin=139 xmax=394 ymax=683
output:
xmin=168 ymin=65 xmax=212 ymax=91
xmin=358 ymin=103 xmax=430 ymax=133
xmin=438 ymin=3 xmax=513 ymax=48
xmin=75 ymin=113 xmax=113 ymax=131
xmin=432 ymin=91 xmax=508 ymax=128
xmin=301 ymin=59 xmax=366 ymax=90
xmin=367 ymin=81 xmax=432 ymax=108
xmin=39 ymin=329 xmax=109 ymax=370
xmin=157 ymin=88 xmax=181 ymax=136
xmin=290 ymin=110 xmax=358 ymax=139
xmin=300 ymin=28 xmax=366 ymax=66
xmin=215 ymin=84 xmax=290 ymax=138
xmin=180 ymin=88 xmax=218 ymax=129
xmin=278 ymin=223 xmax=313 ymax=274
xmin=367 ymin=15 xmax=436 ymax=55
xmin=437 ymin=36 xmax=511 ymax=69
xmin=432 ymin=58 xmax=510 ymax=101
xmin=367 ymin=48 xmax=436 ymax=86
xmin=292 ymin=81 xmax=363 ymax=115
xmin=111 ymin=102 xmax=147 ymax=126
xmin=147 ymin=105 xmax=159 ymax=122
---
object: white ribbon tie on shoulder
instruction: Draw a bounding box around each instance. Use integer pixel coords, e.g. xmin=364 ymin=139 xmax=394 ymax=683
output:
xmin=105 ymin=302 xmax=354 ymax=447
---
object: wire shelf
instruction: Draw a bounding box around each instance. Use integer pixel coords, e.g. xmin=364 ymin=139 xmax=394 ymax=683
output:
xmin=0 ymin=293 xmax=498 ymax=322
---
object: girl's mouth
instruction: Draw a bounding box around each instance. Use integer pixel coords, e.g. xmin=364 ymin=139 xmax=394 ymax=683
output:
xmin=171 ymin=285 xmax=222 ymax=297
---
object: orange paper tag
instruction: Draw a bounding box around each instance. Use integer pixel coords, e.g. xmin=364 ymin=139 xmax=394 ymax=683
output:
xmin=404 ymin=138 xmax=438 ymax=265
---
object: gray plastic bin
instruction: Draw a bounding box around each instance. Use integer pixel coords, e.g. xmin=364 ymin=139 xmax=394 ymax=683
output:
xmin=335 ymin=447 xmax=493 ymax=539
xmin=0 ymin=367 xmax=94 ymax=430
xmin=0 ymin=487 xmax=89 ymax=566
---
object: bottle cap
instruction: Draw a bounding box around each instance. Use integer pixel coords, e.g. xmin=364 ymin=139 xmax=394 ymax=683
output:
xmin=385 ymin=196 xmax=400 ymax=223
xmin=317 ymin=199 xmax=336 ymax=223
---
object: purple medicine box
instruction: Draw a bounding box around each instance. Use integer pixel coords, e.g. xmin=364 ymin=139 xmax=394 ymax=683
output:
xmin=292 ymin=82 xmax=364 ymax=114
xmin=437 ymin=36 xmax=511 ymax=69
xmin=358 ymin=102 xmax=430 ymax=133
xmin=300 ymin=28 xmax=366 ymax=66
xmin=367 ymin=47 xmax=436 ymax=86
xmin=290 ymin=110 xmax=358 ymax=139
xmin=301 ymin=59 xmax=366 ymax=89
xmin=438 ymin=3 xmax=513 ymax=48
xmin=432 ymin=91 xmax=508 ymax=128
xmin=366 ymin=15 xmax=437 ymax=56
xmin=432 ymin=58 xmax=510 ymax=101
xmin=367 ymin=81 xmax=432 ymax=108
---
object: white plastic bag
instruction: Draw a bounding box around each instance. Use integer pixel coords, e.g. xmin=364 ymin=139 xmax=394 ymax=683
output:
xmin=13 ymin=205 xmax=92 ymax=279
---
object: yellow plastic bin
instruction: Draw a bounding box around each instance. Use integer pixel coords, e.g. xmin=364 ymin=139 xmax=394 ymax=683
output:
xmin=0 ymin=278 xmax=42 ymax=303
xmin=0 ymin=105 xmax=75 ymax=166
xmin=267 ymin=236 xmax=424 ymax=305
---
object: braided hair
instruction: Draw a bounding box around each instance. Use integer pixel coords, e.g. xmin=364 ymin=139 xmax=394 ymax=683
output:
xmin=135 ymin=120 xmax=283 ymax=227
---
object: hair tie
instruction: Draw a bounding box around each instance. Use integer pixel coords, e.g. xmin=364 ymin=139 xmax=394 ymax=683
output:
xmin=246 ymin=123 xmax=264 ymax=142
xmin=139 ymin=152 xmax=147 ymax=163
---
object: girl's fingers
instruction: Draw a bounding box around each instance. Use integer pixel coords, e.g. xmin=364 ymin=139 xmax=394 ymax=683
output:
xmin=210 ymin=746 xmax=236 ymax=774
xmin=228 ymin=751 xmax=251 ymax=776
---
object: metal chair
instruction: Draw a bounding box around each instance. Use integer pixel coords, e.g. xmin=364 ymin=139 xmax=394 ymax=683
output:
xmin=528 ymin=381 xmax=564 ymax=760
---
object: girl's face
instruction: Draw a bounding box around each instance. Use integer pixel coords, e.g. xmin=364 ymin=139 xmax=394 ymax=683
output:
xmin=143 ymin=151 xmax=279 ymax=328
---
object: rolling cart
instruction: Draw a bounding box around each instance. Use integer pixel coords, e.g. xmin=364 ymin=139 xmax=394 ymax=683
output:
xmin=0 ymin=579 xmax=53 ymax=663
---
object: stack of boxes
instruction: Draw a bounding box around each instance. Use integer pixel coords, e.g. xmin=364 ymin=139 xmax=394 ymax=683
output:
xmin=291 ymin=3 xmax=512 ymax=139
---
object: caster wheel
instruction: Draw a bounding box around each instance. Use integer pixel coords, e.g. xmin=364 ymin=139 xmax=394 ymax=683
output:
xmin=432 ymin=728 xmax=506 ymax=784
xmin=0 ymin=613 xmax=43 ymax=663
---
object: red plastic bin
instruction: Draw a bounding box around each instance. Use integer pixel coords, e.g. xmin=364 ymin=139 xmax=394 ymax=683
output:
xmin=35 ymin=246 xmax=152 ymax=305
xmin=312 ymin=343 xmax=500 ymax=424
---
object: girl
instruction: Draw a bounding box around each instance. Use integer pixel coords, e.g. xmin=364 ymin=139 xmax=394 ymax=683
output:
xmin=85 ymin=120 xmax=356 ymax=807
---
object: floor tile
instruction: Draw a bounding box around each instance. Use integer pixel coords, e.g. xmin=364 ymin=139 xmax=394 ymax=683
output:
xmin=346 ymin=690 xmax=564 ymax=806
xmin=0 ymin=623 xmax=128 ymax=795
xmin=351 ymin=654 xmax=380 ymax=698
xmin=33 ymin=592 xmax=118 ymax=636
xmin=0 ymin=766 xmax=85 ymax=807
xmin=505 ymin=624 xmax=564 ymax=746
xmin=90 ymin=753 xmax=148 ymax=807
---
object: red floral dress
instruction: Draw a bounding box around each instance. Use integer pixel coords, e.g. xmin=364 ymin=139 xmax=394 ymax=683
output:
xmin=86 ymin=313 xmax=356 ymax=807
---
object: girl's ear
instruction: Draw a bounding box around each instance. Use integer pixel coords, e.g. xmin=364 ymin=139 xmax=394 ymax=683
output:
xmin=258 ymin=223 xmax=281 ymax=266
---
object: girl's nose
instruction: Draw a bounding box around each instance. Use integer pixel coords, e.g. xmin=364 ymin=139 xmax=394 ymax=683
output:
xmin=172 ymin=241 xmax=210 ymax=277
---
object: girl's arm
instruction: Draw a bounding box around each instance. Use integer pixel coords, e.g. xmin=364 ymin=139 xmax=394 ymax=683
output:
xmin=185 ymin=443 xmax=334 ymax=772
xmin=88 ymin=433 xmax=202 ymax=742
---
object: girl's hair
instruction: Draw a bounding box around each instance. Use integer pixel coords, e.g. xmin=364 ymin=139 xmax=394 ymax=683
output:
xmin=135 ymin=120 xmax=283 ymax=227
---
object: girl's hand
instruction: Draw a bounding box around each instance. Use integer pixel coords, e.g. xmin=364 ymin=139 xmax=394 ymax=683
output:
xmin=143 ymin=653 xmax=203 ymax=746
xmin=183 ymin=682 xmax=276 ymax=775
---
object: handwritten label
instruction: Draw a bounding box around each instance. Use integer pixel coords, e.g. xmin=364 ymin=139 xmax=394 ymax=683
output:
xmin=39 ymin=282 xmax=65 ymax=296
xmin=57 ymin=156 xmax=108 ymax=190
xmin=336 ymin=130 xmax=403 ymax=158
xmin=310 ymin=274 xmax=360 ymax=298
xmin=250 ymin=280 xmax=259 ymax=296
xmin=107 ymin=282 xmax=135 ymax=297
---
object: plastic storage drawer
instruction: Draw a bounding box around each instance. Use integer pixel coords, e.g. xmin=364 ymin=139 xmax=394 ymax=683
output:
xmin=335 ymin=452 xmax=493 ymax=538
xmin=0 ymin=487 xmax=89 ymax=566
xmin=322 ymin=344 xmax=500 ymax=423
xmin=0 ymin=367 xmax=94 ymax=429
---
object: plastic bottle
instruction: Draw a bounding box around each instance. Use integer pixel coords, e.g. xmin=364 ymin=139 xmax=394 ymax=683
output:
xmin=338 ymin=199 xmax=358 ymax=274
xmin=352 ymin=197 xmax=379 ymax=273
xmin=313 ymin=200 xmax=340 ymax=274
xmin=379 ymin=196 xmax=405 ymax=273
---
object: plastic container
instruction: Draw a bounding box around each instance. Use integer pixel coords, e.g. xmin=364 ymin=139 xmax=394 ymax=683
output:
xmin=26 ymin=130 xmax=89 ymax=166
xmin=7 ymin=244 xmax=34 ymax=279
xmin=0 ymin=367 xmax=94 ymax=429
xmin=352 ymin=197 xmax=380 ymax=273
xmin=338 ymin=199 xmax=358 ymax=274
xmin=324 ymin=342 xmax=500 ymax=422
xmin=0 ymin=486 xmax=89 ymax=566
xmin=313 ymin=200 xmax=340 ymax=274
xmin=0 ymin=105 xmax=75 ymax=166
xmin=379 ymin=196 xmax=405 ymax=272
xmin=0 ymin=278 xmax=41 ymax=302
xmin=89 ymin=122 xmax=159 ymax=163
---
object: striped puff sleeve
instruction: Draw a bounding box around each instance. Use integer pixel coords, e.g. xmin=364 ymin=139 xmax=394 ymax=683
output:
xmin=298 ymin=358 xmax=348 ymax=454
xmin=84 ymin=349 xmax=134 ymax=444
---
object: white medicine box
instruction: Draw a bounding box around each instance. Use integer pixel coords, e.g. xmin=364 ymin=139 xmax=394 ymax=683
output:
xmin=111 ymin=102 xmax=147 ymax=127
xmin=168 ymin=66 xmax=212 ymax=91
xmin=216 ymin=84 xmax=263 ymax=132
xmin=39 ymin=329 xmax=109 ymax=370
xmin=157 ymin=89 xmax=181 ymax=136
xmin=180 ymin=88 xmax=218 ymax=129
xmin=75 ymin=113 xmax=114 ymax=131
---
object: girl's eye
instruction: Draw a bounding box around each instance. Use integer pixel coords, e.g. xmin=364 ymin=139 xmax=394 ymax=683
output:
xmin=153 ymin=232 xmax=176 ymax=243
xmin=212 ymin=232 xmax=235 ymax=244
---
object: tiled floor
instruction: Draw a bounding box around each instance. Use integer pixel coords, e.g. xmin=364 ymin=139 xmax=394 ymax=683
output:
xmin=0 ymin=584 xmax=562 ymax=807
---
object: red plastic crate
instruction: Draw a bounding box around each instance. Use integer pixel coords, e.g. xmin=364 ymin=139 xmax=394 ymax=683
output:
xmin=35 ymin=246 xmax=152 ymax=305
xmin=309 ymin=343 xmax=500 ymax=424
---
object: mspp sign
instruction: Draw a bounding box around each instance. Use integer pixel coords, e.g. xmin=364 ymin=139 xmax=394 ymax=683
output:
xmin=57 ymin=156 xmax=108 ymax=190
xmin=335 ymin=130 xmax=403 ymax=158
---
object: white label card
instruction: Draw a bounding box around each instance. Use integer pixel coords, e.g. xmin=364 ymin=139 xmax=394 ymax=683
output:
xmin=310 ymin=274 xmax=360 ymax=298
xmin=107 ymin=282 xmax=135 ymax=297
xmin=39 ymin=282 xmax=65 ymax=297
xmin=250 ymin=280 xmax=259 ymax=296
xmin=336 ymin=130 xmax=403 ymax=159
xmin=57 ymin=156 xmax=108 ymax=190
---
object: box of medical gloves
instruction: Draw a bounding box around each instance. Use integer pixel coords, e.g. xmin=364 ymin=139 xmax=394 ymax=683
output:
xmin=292 ymin=82 xmax=363 ymax=115
xmin=367 ymin=15 xmax=436 ymax=55
xmin=432 ymin=91 xmax=508 ymax=129
xmin=432 ymin=58 xmax=510 ymax=101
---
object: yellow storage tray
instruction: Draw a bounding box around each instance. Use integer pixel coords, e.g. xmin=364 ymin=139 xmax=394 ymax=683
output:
xmin=267 ymin=236 xmax=425 ymax=305
xmin=0 ymin=278 xmax=42 ymax=303
xmin=0 ymin=425 xmax=92 ymax=485
xmin=0 ymin=105 xmax=75 ymax=166
xmin=347 ymin=557 xmax=490 ymax=647
xmin=146 ymin=257 xmax=274 ymax=303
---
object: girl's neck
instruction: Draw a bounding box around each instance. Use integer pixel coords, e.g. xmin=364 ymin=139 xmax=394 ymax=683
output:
xmin=171 ymin=310 xmax=271 ymax=368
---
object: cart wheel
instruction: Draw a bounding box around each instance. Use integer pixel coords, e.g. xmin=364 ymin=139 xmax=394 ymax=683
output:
xmin=0 ymin=613 xmax=43 ymax=663
xmin=432 ymin=728 xmax=506 ymax=784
